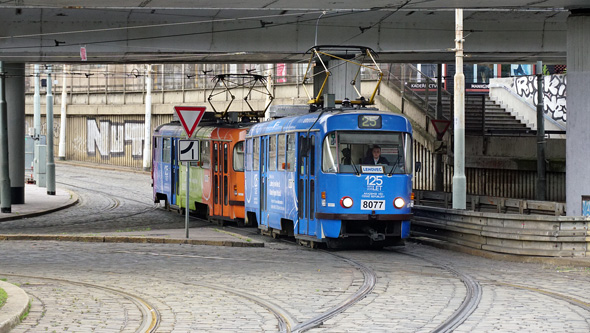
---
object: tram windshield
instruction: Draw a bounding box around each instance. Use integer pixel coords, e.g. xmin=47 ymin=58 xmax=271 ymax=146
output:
xmin=322 ymin=131 xmax=412 ymax=174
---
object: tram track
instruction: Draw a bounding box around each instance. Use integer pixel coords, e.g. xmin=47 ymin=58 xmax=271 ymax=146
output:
xmin=214 ymin=223 xmax=378 ymax=332
xmin=181 ymin=217 xmax=481 ymax=332
xmin=489 ymin=280 xmax=590 ymax=312
xmin=57 ymin=180 xmax=156 ymax=208
xmin=291 ymin=251 xmax=377 ymax=332
xmin=0 ymin=180 xmax=164 ymax=232
xmin=394 ymin=250 xmax=482 ymax=333
xmin=179 ymin=281 xmax=297 ymax=332
xmin=1 ymin=273 xmax=161 ymax=333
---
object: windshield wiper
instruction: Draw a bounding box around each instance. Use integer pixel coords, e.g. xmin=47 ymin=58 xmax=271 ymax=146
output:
xmin=350 ymin=159 xmax=360 ymax=176
xmin=388 ymin=156 xmax=402 ymax=176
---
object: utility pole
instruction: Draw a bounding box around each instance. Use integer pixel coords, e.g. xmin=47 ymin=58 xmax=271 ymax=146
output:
xmin=435 ymin=63 xmax=444 ymax=192
xmin=452 ymin=8 xmax=466 ymax=209
xmin=59 ymin=65 xmax=67 ymax=160
xmin=34 ymin=65 xmax=41 ymax=140
xmin=142 ymin=64 xmax=152 ymax=171
xmin=46 ymin=65 xmax=56 ymax=195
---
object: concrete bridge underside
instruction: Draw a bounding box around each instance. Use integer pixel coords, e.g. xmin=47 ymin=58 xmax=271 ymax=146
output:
xmin=0 ymin=1 xmax=588 ymax=216
xmin=0 ymin=1 xmax=587 ymax=64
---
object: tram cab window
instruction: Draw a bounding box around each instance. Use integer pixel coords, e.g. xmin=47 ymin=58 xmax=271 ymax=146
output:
xmin=322 ymin=133 xmax=338 ymax=173
xmin=321 ymin=131 xmax=413 ymax=174
xmin=200 ymin=141 xmax=210 ymax=169
xmin=233 ymin=141 xmax=245 ymax=172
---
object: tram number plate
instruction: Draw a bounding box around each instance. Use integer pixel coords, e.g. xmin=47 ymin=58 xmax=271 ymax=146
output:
xmin=361 ymin=200 xmax=385 ymax=210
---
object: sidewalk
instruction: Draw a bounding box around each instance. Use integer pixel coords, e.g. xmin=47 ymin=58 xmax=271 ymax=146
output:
xmin=0 ymin=183 xmax=78 ymax=222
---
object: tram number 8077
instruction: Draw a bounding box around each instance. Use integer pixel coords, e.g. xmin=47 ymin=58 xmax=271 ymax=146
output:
xmin=361 ymin=200 xmax=385 ymax=210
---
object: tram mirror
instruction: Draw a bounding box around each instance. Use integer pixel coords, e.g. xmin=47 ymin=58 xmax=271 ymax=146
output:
xmin=415 ymin=162 xmax=422 ymax=173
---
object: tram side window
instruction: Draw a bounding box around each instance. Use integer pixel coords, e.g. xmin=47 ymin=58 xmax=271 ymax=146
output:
xmin=200 ymin=141 xmax=210 ymax=169
xmin=286 ymin=134 xmax=295 ymax=171
xmin=224 ymin=143 xmax=228 ymax=173
xmin=233 ymin=141 xmax=245 ymax=172
xmin=253 ymin=138 xmax=259 ymax=171
xmin=309 ymin=136 xmax=315 ymax=176
xmin=269 ymin=136 xmax=277 ymax=171
xmin=278 ymin=135 xmax=286 ymax=171
xmin=245 ymin=139 xmax=252 ymax=171
xmin=162 ymin=138 xmax=171 ymax=163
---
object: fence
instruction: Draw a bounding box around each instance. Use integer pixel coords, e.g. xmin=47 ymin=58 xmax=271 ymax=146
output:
xmin=25 ymin=63 xmax=311 ymax=95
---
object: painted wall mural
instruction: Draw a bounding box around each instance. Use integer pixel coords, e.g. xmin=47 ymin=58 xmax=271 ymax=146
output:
xmin=87 ymin=118 xmax=145 ymax=158
xmin=26 ymin=114 xmax=172 ymax=169
xmin=512 ymin=74 xmax=567 ymax=122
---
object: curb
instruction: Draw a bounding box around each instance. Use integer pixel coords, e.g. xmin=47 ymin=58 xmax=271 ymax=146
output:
xmin=410 ymin=237 xmax=590 ymax=268
xmin=0 ymin=189 xmax=79 ymax=223
xmin=0 ymin=234 xmax=264 ymax=248
xmin=0 ymin=280 xmax=30 ymax=333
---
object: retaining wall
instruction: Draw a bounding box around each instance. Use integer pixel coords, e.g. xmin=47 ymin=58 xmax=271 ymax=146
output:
xmin=412 ymin=206 xmax=589 ymax=257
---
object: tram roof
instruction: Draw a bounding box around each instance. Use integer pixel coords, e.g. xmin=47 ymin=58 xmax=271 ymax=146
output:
xmin=247 ymin=109 xmax=412 ymax=137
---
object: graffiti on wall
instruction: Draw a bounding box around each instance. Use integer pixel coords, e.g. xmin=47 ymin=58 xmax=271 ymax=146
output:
xmin=512 ymin=74 xmax=567 ymax=122
xmin=87 ymin=118 xmax=145 ymax=158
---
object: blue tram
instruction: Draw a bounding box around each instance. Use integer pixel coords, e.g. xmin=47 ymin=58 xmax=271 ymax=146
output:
xmin=244 ymin=108 xmax=416 ymax=248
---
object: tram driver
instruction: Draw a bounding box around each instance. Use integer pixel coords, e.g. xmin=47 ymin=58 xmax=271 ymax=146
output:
xmin=363 ymin=145 xmax=390 ymax=165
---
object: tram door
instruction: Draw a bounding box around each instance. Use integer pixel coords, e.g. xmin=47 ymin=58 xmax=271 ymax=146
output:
xmin=259 ymin=137 xmax=269 ymax=228
xmin=212 ymin=141 xmax=230 ymax=218
xmin=297 ymin=134 xmax=316 ymax=236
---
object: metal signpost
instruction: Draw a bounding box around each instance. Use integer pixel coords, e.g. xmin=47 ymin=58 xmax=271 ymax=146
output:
xmin=173 ymin=106 xmax=207 ymax=238
xmin=178 ymin=139 xmax=200 ymax=238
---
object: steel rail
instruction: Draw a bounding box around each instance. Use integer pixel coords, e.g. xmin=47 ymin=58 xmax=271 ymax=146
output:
xmin=399 ymin=252 xmax=482 ymax=333
xmin=290 ymin=252 xmax=377 ymax=332
xmin=2 ymin=274 xmax=161 ymax=333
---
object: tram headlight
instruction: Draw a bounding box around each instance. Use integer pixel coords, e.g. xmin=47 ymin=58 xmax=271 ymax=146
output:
xmin=340 ymin=196 xmax=353 ymax=208
xmin=393 ymin=197 xmax=405 ymax=209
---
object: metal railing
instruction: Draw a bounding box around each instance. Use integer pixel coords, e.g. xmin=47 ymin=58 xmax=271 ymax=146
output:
xmin=383 ymin=63 xmax=452 ymax=120
xmin=25 ymin=63 xmax=311 ymax=94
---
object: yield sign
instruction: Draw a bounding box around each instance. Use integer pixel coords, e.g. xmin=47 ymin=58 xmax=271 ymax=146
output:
xmin=174 ymin=106 xmax=206 ymax=137
xmin=431 ymin=119 xmax=451 ymax=136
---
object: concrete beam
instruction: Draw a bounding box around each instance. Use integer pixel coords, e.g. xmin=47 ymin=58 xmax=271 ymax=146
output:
xmin=0 ymin=7 xmax=570 ymax=64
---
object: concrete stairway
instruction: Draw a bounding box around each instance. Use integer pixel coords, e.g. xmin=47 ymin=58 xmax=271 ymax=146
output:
xmin=431 ymin=94 xmax=532 ymax=136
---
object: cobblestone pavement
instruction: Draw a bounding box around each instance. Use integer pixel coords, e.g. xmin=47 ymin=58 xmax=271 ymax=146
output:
xmin=1 ymin=164 xmax=590 ymax=332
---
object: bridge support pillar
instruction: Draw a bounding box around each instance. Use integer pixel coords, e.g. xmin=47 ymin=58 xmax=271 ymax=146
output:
xmin=6 ymin=63 xmax=25 ymax=204
xmin=566 ymin=10 xmax=590 ymax=216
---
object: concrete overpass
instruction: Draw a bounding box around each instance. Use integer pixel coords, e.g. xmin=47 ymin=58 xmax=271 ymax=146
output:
xmin=0 ymin=1 xmax=587 ymax=64
xmin=0 ymin=1 xmax=588 ymax=216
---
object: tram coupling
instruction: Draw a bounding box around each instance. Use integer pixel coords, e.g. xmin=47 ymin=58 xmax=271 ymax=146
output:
xmin=363 ymin=226 xmax=386 ymax=242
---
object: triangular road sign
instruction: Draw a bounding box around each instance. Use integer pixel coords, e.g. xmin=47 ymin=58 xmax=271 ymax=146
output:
xmin=431 ymin=119 xmax=451 ymax=136
xmin=174 ymin=106 xmax=207 ymax=137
